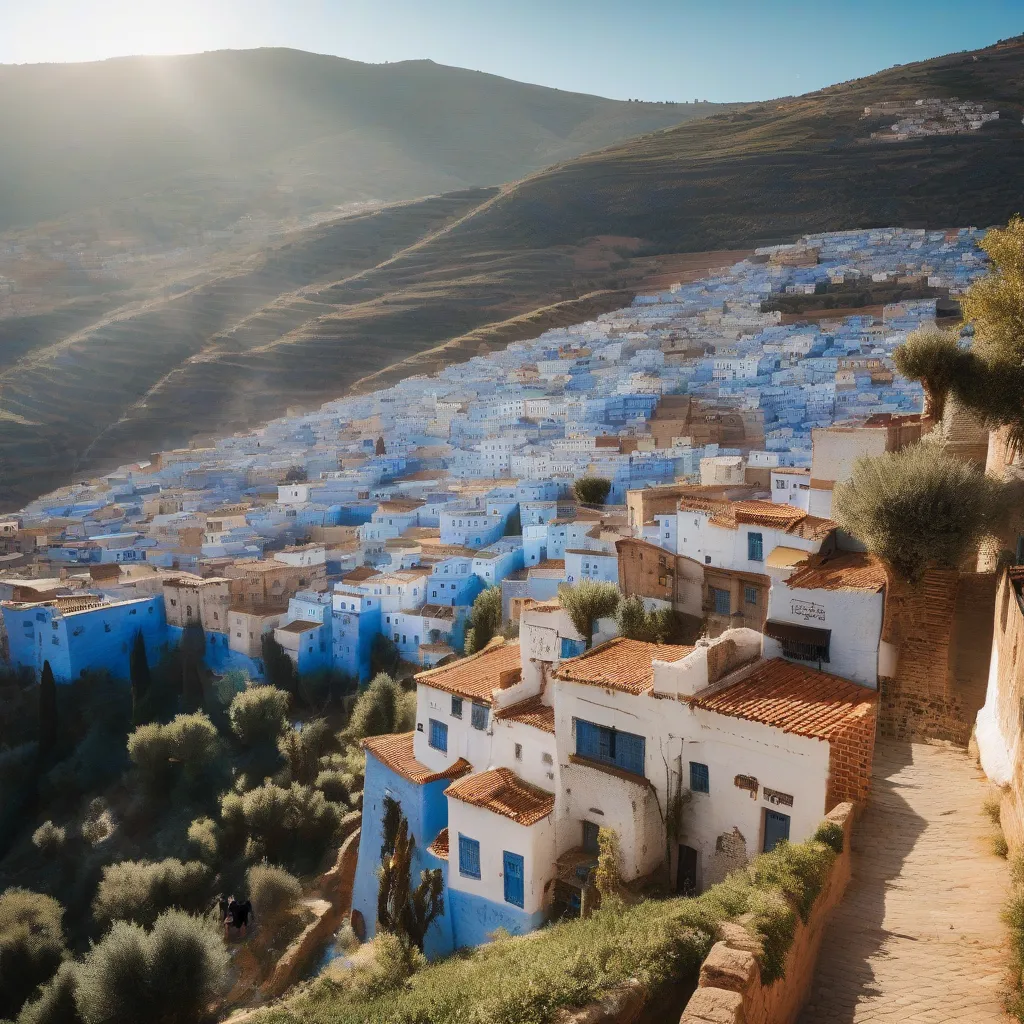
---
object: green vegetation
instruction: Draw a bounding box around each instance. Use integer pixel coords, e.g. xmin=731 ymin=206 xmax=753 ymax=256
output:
xmin=72 ymin=910 xmax=228 ymax=1024
xmin=247 ymin=864 xmax=302 ymax=926
xmin=0 ymin=646 xmax=362 ymax=1021
xmin=253 ymin=826 xmax=841 ymax=1024
xmin=463 ymin=588 xmax=503 ymax=655
xmin=0 ymin=889 xmax=67 ymax=1020
xmin=833 ymin=443 xmax=1011 ymax=583
xmin=573 ymin=476 xmax=612 ymax=506
xmin=376 ymin=796 xmax=444 ymax=953
xmin=346 ymin=674 xmax=416 ymax=742
xmin=1005 ymin=853 xmax=1024 ymax=1020
xmin=616 ymin=595 xmax=687 ymax=644
xmin=228 ymin=685 xmax=291 ymax=748
xmin=893 ymin=218 xmax=1024 ymax=455
xmin=892 ymin=325 xmax=971 ymax=424
xmin=559 ymin=581 xmax=622 ymax=649
xmin=92 ymin=858 xmax=210 ymax=929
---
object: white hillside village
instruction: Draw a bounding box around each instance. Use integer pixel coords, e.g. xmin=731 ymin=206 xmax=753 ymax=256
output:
xmin=0 ymin=226 xmax=996 ymax=957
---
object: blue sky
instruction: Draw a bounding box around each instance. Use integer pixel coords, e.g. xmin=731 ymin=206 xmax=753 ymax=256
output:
xmin=1 ymin=0 xmax=1021 ymax=102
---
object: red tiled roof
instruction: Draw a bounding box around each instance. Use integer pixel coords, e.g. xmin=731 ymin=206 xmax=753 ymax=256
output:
xmin=427 ymin=827 xmax=449 ymax=860
xmin=414 ymin=639 xmax=522 ymax=705
xmin=445 ymin=767 xmax=555 ymax=826
xmin=692 ymin=658 xmax=877 ymax=740
xmin=553 ymin=637 xmax=695 ymax=695
xmin=786 ymin=551 xmax=888 ymax=593
xmin=495 ymin=694 xmax=555 ymax=733
xmin=362 ymin=732 xmax=471 ymax=785
xmin=704 ymin=500 xmax=836 ymax=541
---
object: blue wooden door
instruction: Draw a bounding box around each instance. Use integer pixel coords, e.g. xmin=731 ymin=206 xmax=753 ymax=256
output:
xmin=763 ymin=810 xmax=791 ymax=853
xmin=503 ymin=851 xmax=525 ymax=908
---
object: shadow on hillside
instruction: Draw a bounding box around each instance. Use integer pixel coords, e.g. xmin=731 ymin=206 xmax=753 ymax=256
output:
xmin=797 ymin=740 xmax=924 ymax=1023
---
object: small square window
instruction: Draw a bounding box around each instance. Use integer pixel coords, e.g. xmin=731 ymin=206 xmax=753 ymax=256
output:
xmin=744 ymin=586 xmax=758 ymax=606
xmin=458 ymin=834 xmax=481 ymax=879
xmin=471 ymin=703 xmax=489 ymax=731
xmin=451 ymin=696 xmax=463 ymax=719
xmin=514 ymin=743 xmax=522 ymax=760
xmin=690 ymin=761 xmax=710 ymax=794
xmin=429 ymin=719 xmax=448 ymax=752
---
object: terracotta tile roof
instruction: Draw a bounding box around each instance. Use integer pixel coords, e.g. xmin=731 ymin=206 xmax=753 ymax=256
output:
xmin=362 ymin=732 xmax=471 ymax=785
xmin=704 ymin=499 xmax=836 ymax=541
xmin=414 ymin=639 xmax=522 ymax=705
xmin=495 ymin=694 xmax=555 ymax=733
xmin=276 ymin=619 xmax=322 ymax=634
xmin=445 ymin=767 xmax=555 ymax=826
xmin=342 ymin=566 xmax=377 ymax=583
xmin=553 ymin=637 xmax=695 ymax=695
xmin=692 ymin=658 xmax=877 ymax=740
xmin=786 ymin=551 xmax=888 ymax=593
xmin=427 ymin=827 xmax=449 ymax=860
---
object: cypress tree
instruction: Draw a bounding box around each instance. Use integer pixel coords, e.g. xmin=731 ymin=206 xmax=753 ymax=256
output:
xmin=39 ymin=660 xmax=58 ymax=757
xmin=129 ymin=630 xmax=151 ymax=725
xmin=181 ymin=620 xmax=206 ymax=713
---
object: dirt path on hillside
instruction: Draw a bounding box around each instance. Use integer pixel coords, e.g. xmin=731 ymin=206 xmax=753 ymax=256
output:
xmin=799 ymin=741 xmax=1012 ymax=1023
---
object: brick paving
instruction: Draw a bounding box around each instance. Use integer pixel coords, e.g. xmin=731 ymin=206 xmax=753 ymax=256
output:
xmin=800 ymin=740 xmax=1012 ymax=1024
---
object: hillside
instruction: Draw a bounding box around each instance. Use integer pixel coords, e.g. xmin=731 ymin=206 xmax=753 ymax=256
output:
xmin=0 ymin=48 xmax=722 ymax=235
xmin=3 ymin=37 xmax=1024 ymax=506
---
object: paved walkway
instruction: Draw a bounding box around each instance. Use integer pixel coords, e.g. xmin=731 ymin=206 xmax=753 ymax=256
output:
xmin=800 ymin=741 xmax=1012 ymax=1024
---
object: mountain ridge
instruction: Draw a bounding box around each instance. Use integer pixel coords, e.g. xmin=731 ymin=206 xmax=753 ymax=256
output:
xmin=3 ymin=37 xmax=1024 ymax=506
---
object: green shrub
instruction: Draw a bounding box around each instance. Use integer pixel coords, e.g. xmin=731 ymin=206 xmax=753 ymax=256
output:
xmin=278 ymin=719 xmax=335 ymax=786
xmin=346 ymin=675 xmax=415 ymax=741
xmin=229 ymin=686 xmax=290 ymax=748
xmin=247 ymin=864 xmax=302 ymax=923
xmin=73 ymin=910 xmax=228 ymax=1024
xmin=127 ymin=714 xmax=221 ymax=796
xmin=15 ymin=961 xmax=81 ymax=1024
xmin=220 ymin=782 xmax=343 ymax=869
xmin=93 ymin=858 xmax=210 ymax=930
xmin=464 ymin=588 xmax=503 ymax=655
xmin=126 ymin=723 xmax=176 ymax=793
xmin=573 ymin=476 xmax=612 ymax=506
xmin=0 ymin=889 xmax=67 ymax=1021
xmin=314 ymin=769 xmax=352 ymax=805
xmin=31 ymin=822 xmax=67 ymax=857
xmin=187 ymin=817 xmax=220 ymax=863
xmin=812 ymin=820 xmax=844 ymax=855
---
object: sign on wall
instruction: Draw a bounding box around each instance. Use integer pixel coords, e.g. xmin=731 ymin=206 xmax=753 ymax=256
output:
xmin=525 ymin=624 xmax=557 ymax=661
xmin=763 ymin=787 xmax=794 ymax=807
xmin=790 ymin=600 xmax=826 ymax=623
xmin=734 ymin=774 xmax=759 ymax=798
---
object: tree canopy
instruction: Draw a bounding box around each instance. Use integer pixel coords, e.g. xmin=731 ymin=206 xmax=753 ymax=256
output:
xmin=559 ymin=580 xmax=621 ymax=649
xmin=573 ymin=476 xmax=612 ymax=506
xmin=464 ymin=587 xmax=502 ymax=655
xmin=833 ymin=442 xmax=1011 ymax=582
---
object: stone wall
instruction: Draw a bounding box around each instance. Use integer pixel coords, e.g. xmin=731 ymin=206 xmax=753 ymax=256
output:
xmin=976 ymin=569 xmax=1024 ymax=853
xmin=679 ymin=801 xmax=854 ymax=1024
xmin=878 ymin=569 xmax=995 ymax=746
xmin=264 ymin=825 xmax=362 ymax=997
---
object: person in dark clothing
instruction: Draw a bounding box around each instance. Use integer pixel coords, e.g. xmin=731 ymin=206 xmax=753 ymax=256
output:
xmin=231 ymin=898 xmax=253 ymax=937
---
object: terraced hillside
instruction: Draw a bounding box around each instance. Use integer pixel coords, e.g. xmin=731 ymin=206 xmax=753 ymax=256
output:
xmin=4 ymin=36 xmax=1024 ymax=506
xmin=0 ymin=48 xmax=727 ymax=235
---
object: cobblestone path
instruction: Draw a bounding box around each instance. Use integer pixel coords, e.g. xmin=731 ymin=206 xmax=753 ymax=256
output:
xmin=800 ymin=741 xmax=1012 ymax=1023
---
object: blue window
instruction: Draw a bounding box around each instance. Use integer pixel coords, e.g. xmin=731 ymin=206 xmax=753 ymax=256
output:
xmin=747 ymin=532 xmax=764 ymax=562
xmin=428 ymin=719 xmax=448 ymax=752
xmin=503 ymin=851 xmax=525 ymax=908
xmin=560 ymin=636 xmax=586 ymax=659
xmin=574 ymin=719 xmax=646 ymax=777
xmin=744 ymin=586 xmax=758 ymax=606
xmin=451 ymin=696 xmax=463 ymax=719
xmin=458 ymin=834 xmax=481 ymax=878
xmin=711 ymin=587 xmax=730 ymax=616
xmin=471 ymin=703 xmax=489 ymax=730
xmin=690 ymin=761 xmax=710 ymax=794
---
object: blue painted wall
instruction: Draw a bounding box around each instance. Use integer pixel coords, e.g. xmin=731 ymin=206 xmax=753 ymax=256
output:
xmin=448 ymin=889 xmax=547 ymax=949
xmin=352 ymin=749 xmax=455 ymax=959
xmin=5 ymin=596 xmax=166 ymax=683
